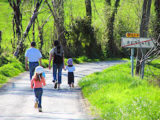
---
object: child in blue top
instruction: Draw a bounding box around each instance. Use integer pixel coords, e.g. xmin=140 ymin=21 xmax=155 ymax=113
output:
xmin=65 ymin=58 xmax=75 ymax=88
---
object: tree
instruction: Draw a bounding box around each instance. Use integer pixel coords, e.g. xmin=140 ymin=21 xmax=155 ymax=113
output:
xmin=84 ymin=0 xmax=102 ymax=58
xmin=0 ymin=31 xmax=1 ymax=54
xmin=155 ymin=0 xmax=160 ymax=43
xmin=135 ymin=0 xmax=152 ymax=77
xmin=8 ymin=0 xmax=22 ymax=52
xmin=37 ymin=15 xmax=51 ymax=53
xmin=45 ymin=0 xmax=69 ymax=56
xmin=105 ymin=0 xmax=120 ymax=57
xmin=13 ymin=0 xmax=43 ymax=60
xmin=85 ymin=0 xmax=92 ymax=24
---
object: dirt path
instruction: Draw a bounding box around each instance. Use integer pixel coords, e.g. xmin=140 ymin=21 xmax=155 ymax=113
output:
xmin=0 ymin=60 xmax=125 ymax=120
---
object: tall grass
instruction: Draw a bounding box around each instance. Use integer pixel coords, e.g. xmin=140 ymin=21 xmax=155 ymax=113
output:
xmin=79 ymin=61 xmax=160 ymax=120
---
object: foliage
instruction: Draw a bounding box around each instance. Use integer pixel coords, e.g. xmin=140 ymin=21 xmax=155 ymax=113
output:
xmin=79 ymin=60 xmax=160 ymax=119
xmin=0 ymin=0 xmax=157 ymax=60
xmin=0 ymin=63 xmax=24 ymax=77
xmin=11 ymin=61 xmax=24 ymax=72
xmin=0 ymin=54 xmax=21 ymax=67
xmin=41 ymin=59 xmax=49 ymax=68
xmin=0 ymin=55 xmax=24 ymax=84
xmin=68 ymin=16 xmax=103 ymax=58
xmin=72 ymin=56 xmax=99 ymax=64
xmin=0 ymin=75 xmax=7 ymax=85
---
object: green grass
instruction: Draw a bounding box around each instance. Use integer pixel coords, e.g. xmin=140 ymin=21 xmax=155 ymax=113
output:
xmin=79 ymin=60 xmax=160 ymax=120
xmin=0 ymin=75 xmax=7 ymax=87
xmin=0 ymin=56 xmax=24 ymax=85
xmin=72 ymin=56 xmax=99 ymax=64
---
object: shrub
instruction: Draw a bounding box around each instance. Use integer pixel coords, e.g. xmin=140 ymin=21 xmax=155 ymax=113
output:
xmin=68 ymin=17 xmax=104 ymax=58
xmin=0 ymin=75 xmax=7 ymax=84
xmin=0 ymin=64 xmax=21 ymax=77
xmin=0 ymin=54 xmax=20 ymax=67
xmin=42 ymin=59 xmax=49 ymax=68
xmin=11 ymin=62 xmax=24 ymax=72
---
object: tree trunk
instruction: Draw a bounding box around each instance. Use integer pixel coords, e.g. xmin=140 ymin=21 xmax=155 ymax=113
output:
xmin=39 ymin=27 xmax=43 ymax=53
xmin=155 ymin=0 xmax=160 ymax=43
xmin=45 ymin=0 xmax=69 ymax=56
xmin=0 ymin=31 xmax=2 ymax=54
xmin=11 ymin=17 xmax=16 ymax=52
xmin=37 ymin=15 xmax=51 ymax=53
xmin=52 ymin=0 xmax=66 ymax=53
xmin=106 ymin=0 xmax=120 ymax=57
xmin=33 ymin=21 xmax=35 ymax=41
xmin=85 ymin=0 xmax=92 ymax=24
xmin=8 ymin=0 xmax=22 ymax=53
xmin=135 ymin=0 xmax=152 ymax=77
xmin=14 ymin=0 xmax=42 ymax=57
xmin=85 ymin=0 xmax=94 ymax=58
xmin=23 ymin=0 xmax=42 ymax=39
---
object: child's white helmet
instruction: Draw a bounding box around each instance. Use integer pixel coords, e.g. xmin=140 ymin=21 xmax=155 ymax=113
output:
xmin=35 ymin=66 xmax=44 ymax=74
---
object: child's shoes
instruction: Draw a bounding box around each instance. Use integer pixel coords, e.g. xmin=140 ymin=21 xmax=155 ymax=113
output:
xmin=34 ymin=102 xmax=38 ymax=108
xmin=72 ymin=83 xmax=74 ymax=88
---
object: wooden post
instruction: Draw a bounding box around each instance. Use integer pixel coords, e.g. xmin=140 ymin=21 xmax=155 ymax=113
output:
xmin=131 ymin=48 xmax=134 ymax=77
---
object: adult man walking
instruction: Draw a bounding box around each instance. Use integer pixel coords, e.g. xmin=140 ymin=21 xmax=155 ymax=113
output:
xmin=25 ymin=41 xmax=42 ymax=80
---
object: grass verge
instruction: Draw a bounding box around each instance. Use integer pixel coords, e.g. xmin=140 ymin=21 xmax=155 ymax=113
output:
xmin=79 ymin=60 xmax=160 ymax=120
xmin=0 ymin=56 xmax=25 ymax=86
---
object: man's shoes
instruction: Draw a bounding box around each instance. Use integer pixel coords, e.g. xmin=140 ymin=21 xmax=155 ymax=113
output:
xmin=38 ymin=108 xmax=42 ymax=112
xmin=54 ymin=82 xmax=57 ymax=89
xmin=58 ymin=86 xmax=61 ymax=90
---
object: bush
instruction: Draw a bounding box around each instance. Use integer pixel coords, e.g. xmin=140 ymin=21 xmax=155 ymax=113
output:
xmin=11 ymin=62 xmax=24 ymax=72
xmin=0 ymin=54 xmax=20 ymax=67
xmin=0 ymin=55 xmax=24 ymax=85
xmin=42 ymin=59 xmax=49 ymax=68
xmin=0 ymin=64 xmax=21 ymax=77
xmin=68 ymin=17 xmax=104 ymax=58
xmin=0 ymin=75 xmax=7 ymax=84
xmin=72 ymin=56 xmax=99 ymax=64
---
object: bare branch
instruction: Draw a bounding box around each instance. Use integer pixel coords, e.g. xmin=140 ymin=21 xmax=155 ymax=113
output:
xmin=23 ymin=0 xmax=42 ymax=38
xmin=45 ymin=0 xmax=58 ymax=23
xmin=8 ymin=0 xmax=13 ymax=7
xmin=14 ymin=0 xmax=43 ymax=56
xmin=41 ymin=14 xmax=52 ymax=29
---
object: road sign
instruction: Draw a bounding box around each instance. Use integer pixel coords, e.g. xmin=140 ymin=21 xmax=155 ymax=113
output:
xmin=121 ymin=37 xmax=155 ymax=48
xmin=126 ymin=33 xmax=139 ymax=38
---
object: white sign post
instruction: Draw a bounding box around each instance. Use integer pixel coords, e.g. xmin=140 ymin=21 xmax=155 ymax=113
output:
xmin=121 ymin=37 xmax=155 ymax=48
xmin=121 ymin=37 xmax=155 ymax=77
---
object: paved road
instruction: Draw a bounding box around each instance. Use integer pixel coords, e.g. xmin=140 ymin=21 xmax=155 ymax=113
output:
xmin=0 ymin=60 xmax=125 ymax=120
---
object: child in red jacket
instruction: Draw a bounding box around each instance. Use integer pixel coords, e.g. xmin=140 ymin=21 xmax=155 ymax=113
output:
xmin=31 ymin=66 xmax=46 ymax=112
